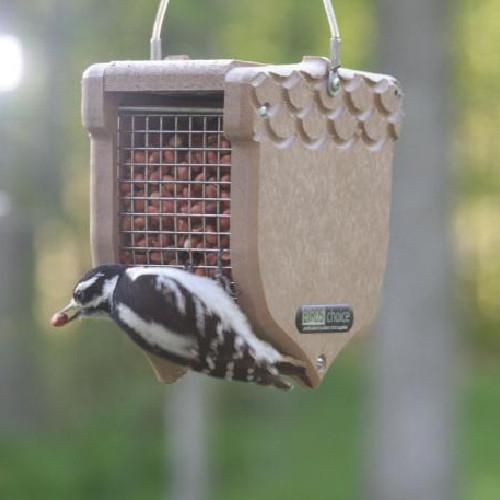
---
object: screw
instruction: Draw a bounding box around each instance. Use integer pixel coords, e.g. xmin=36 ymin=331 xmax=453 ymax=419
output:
xmin=258 ymin=105 xmax=269 ymax=118
xmin=328 ymin=70 xmax=341 ymax=96
xmin=316 ymin=355 xmax=327 ymax=373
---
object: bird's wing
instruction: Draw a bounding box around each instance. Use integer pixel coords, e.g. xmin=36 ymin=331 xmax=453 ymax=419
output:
xmin=112 ymin=273 xmax=201 ymax=364
xmin=114 ymin=271 xmax=297 ymax=388
xmin=124 ymin=274 xmax=200 ymax=336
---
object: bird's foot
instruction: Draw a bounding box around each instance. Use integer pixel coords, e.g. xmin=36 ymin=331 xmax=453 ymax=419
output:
xmin=217 ymin=275 xmax=235 ymax=298
xmin=215 ymin=250 xmax=235 ymax=298
xmin=183 ymin=262 xmax=195 ymax=274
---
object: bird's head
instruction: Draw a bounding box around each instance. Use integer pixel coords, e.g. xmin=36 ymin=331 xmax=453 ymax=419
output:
xmin=51 ymin=264 xmax=126 ymax=327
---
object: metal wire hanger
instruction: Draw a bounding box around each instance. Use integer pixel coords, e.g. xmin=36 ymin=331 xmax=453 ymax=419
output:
xmin=150 ymin=0 xmax=343 ymax=96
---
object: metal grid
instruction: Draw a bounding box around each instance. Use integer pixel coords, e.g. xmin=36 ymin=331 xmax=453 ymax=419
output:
xmin=117 ymin=107 xmax=231 ymax=279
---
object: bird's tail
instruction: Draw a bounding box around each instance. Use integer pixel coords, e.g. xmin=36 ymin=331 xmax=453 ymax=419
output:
xmin=255 ymin=356 xmax=313 ymax=391
xmin=274 ymin=356 xmax=313 ymax=389
xmin=258 ymin=372 xmax=294 ymax=391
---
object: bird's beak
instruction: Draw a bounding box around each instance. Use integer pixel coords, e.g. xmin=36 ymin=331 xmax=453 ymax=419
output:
xmin=61 ymin=299 xmax=82 ymax=322
xmin=51 ymin=299 xmax=82 ymax=327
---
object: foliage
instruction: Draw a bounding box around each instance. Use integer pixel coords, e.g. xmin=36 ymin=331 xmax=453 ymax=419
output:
xmin=455 ymin=0 xmax=500 ymax=351
xmin=1 ymin=348 xmax=500 ymax=499
xmin=0 ymin=349 xmax=366 ymax=500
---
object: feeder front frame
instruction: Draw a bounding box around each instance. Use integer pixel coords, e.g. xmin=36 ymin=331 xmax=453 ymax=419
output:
xmin=82 ymin=59 xmax=260 ymax=383
xmin=82 ymin=59 xmax=259 ymax=268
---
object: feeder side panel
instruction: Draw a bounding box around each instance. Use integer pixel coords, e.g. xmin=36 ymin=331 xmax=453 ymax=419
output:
xmin=225 ymin=73 xmax=317 ymax=386
xmin=82 ymin=64 xmax=119 ymax=265
xmin=253 ymin=67 xmax=400 ymax=381
xmin=225 ymin=59 xmax=403 ymax=386
xmin=257 ymin=140 xmax=394 ymax=372
xmin=230 ymin=139 xmax=311 ymax=355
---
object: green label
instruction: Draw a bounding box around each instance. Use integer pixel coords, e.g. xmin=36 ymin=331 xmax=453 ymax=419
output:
xmin=296 ymin=305 xmax=354 ymax=334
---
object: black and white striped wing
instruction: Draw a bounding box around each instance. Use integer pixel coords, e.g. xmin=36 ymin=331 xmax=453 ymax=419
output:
xmin=112 ymin=272 xmax=201 ymax=366
xmin=112 ymin=269 xmax=290 ymax=388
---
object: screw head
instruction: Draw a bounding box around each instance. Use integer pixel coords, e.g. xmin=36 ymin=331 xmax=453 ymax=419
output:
xmin=316 ymin=355 xmax=327 ymax=373
xmin=328 ymin=71 xmax=341 ymax=96
xmin=258 ymin=105 xmax=269 ymax=118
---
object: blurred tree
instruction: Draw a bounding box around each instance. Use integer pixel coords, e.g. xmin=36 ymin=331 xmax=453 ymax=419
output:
xmin=456 ymin=0 xmax=500 ymax=353
xmin=0 ymin=212 xmax=42 ymax=430
xmin=0 ymin=3 xmax=43 ymax=433
xmin=368 ymin=0 xmax=457 ymax=499
xmin=169 ymin=374 xmax=211 ymax=500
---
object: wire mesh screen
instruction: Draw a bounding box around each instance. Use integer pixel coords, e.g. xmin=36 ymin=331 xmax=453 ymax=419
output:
xmin=117 ymin=108 xmax=231 ymax=279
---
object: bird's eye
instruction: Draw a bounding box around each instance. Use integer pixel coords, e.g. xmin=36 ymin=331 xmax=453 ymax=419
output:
xmin=74 ymin=290 xmax=85 ymax=303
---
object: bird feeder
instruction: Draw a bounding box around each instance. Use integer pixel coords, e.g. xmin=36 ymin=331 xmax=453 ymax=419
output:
xmin=82 ymin=0 xmax=403 ymax=388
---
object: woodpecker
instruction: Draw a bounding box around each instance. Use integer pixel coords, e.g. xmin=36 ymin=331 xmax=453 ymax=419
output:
xmin=51 ymin=264 xmax=310 ymax=390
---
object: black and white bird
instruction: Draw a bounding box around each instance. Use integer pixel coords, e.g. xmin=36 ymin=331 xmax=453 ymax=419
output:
xmin=51 ymin=264 xmax=310 ymax=390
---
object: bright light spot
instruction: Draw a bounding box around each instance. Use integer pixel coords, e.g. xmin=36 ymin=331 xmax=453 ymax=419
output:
xmin=0 ymin=35 xmax=23 ymax=92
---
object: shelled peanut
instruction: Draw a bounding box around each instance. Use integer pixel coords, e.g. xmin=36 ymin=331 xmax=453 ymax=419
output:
xmin=118 ymin=132 xmax=231 ymax=275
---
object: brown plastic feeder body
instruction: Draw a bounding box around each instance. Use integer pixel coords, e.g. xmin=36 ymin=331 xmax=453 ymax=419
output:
xmin=82 ymin=56 xmax=403 ymax=387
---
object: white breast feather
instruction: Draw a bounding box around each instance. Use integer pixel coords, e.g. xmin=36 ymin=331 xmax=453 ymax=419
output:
xmin=125 ymin=267 xmax=282 ymax=363
xmin=194 ymin=299 xmax=206 ymax=336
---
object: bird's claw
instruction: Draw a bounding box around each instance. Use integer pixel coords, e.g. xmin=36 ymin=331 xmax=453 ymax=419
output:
xmin=216 ymin=250 xmax=235 ymax=298
xmin=184 ymin=261 xmax=195 ymax=274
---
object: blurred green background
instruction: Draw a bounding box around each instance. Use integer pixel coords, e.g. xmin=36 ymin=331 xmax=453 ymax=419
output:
xmin=0 ymin=1 xmax=499 ymax=499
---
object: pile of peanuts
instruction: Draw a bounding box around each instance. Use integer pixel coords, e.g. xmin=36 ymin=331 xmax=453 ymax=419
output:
xmin=118 ymin=131 xmax=231 ymax=277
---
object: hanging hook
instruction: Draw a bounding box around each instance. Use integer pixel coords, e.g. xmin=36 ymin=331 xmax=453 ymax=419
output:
xmin=150 ymin=0 xmax=343 ymax=96
xmin=151 ymin=0 xmax=170 ymax=60
xmin=322 ymin=0 xmax=342 ymax=96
